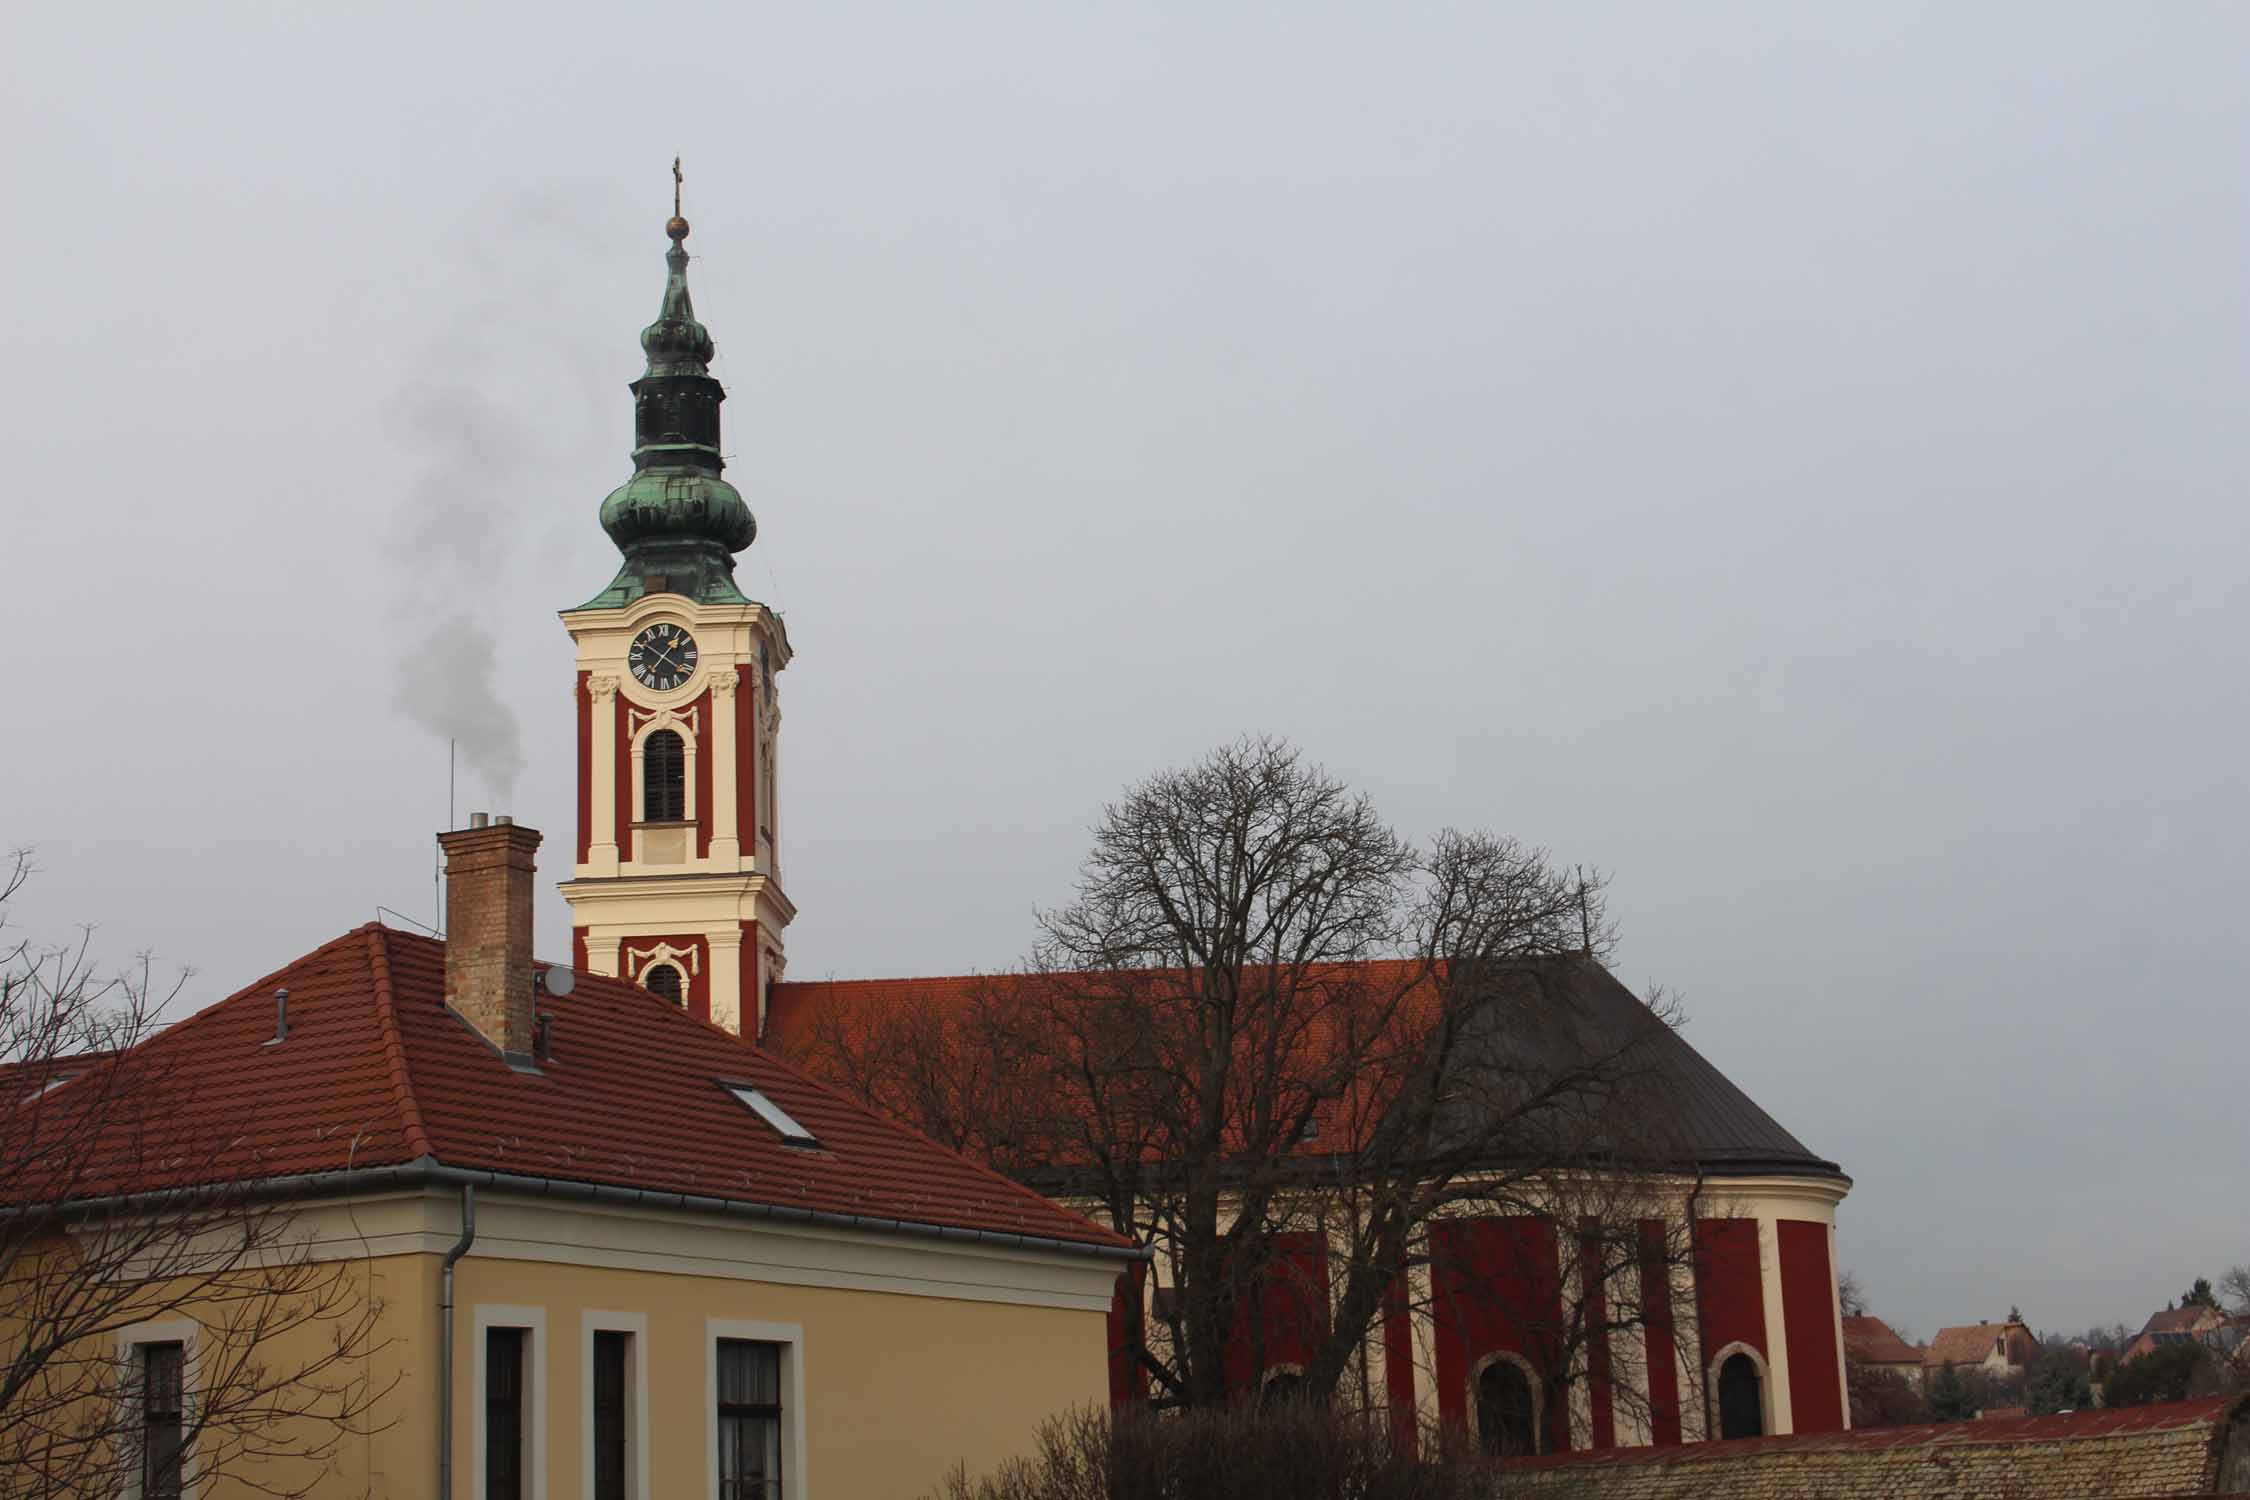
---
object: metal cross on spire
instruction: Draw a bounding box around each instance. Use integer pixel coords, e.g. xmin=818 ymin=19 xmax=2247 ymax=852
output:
xmin=673 ymin=156 xmax=683 ymax=218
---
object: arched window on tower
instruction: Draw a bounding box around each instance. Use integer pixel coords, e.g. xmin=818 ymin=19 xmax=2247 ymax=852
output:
xmin=643 ymin=729 xmax=686 ymax=822
xmin=643 ymin=962 xmax=685 ymax=1006
xmin=1476 ymin=1359 xmax=1537 ymax=1457
xmin=1717 ymin=1352 xmax=1764 ymax=1439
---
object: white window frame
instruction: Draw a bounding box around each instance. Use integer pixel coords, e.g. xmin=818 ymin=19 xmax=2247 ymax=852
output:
xmin=115 ymin=1318 xmax=200 ymax=1500
xmin=1468 ymin=1349 xmax=1546 ymax=1456
xmin=706 ymin=1319 xmax=806 ymax=1500
xmin=1706 ymin=1340 xmax=1774 ymax=1441
xmin=582 ymin=1311 xmax=649 ymax=1500
xmin=474 ymin=1304 xmax=549 ymax=1500
xmin=630 ymin=713 xmax=700 ymax=825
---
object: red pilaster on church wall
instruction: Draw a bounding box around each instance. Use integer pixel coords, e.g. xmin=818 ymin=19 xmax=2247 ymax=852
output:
xmin=1222 ymin=1232 xmax=1329 ymax=1394
xmin=1431 ymin=1216 xmax=1567 ymax=1451
xmin=1637 ymin=1219 xmax=1683 ymax=1445
xmin=1693 ymin=1217 xmax=1767 ymax=1371
xmin=691 ymin=686 xmax=714 ymax=859
xmin=1579 ymin=1220 xmax=1615 ymax=1450
xmin=742 ymin=923 xmax=761 ymax=1038
xmin=1383 ymin=1273 xmax=1417 ymax=1453
xmin=613 ymin=703 xmax=634 ymax=862
xmin=1778 ymin=1220 xmax=1845 ymax=1433
xmin=1108 ymin=1262 xmax=1148 ymax=1408
xmin=736 ymin=664 xmax=756 ymax=839
xmin=572 ymin=926 xmax=588 ymax=975
xmin=575 ymin=671 xmax=591 ymax=865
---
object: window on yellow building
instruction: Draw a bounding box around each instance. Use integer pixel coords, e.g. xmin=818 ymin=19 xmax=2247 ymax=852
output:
xmin=717 ymin=1340 xmax=782 ymax=1500
xmin=139 ymin=1341 xmax=185 ymax=1500
xmin=594 ymin=1330 xmax=631 ymax=1500
xmin=486 ymin=1327 xmax=526 ymax=1500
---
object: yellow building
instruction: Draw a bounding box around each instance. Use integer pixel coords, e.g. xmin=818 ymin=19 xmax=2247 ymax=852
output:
xmin=4 ymin=817 xmax=1136 ymax=1499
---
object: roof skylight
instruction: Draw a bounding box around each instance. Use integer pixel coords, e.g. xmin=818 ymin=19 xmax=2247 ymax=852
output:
xmin=723 ymin=1082 xmax=820 ymax=1147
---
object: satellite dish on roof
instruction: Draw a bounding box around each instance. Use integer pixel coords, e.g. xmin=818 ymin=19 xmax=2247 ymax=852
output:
xmin=537 ymin=967 xmax=576 ymax=999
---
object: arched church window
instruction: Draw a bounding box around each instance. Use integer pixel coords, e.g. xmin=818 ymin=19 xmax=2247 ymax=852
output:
xmin=1259 ymin=1370 xmax=1306 ymax=1405
xmin=643 ymin=963 xmax=685 ymax=1006
xmin=1477 ymin=1359 xmax=1537 ymax=1457
xmin=1718 ymin=1352 xmax=1764 ymax=1439
xmin=643 ymin=730 xmax=686 ymax=821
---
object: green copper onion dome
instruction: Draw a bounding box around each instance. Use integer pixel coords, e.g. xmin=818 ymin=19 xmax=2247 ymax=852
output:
xmin=582 ymin=189 xmax=757 ymax=609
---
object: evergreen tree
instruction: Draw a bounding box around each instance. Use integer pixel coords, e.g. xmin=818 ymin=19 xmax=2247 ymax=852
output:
xmin=1928 ymin=1365 xmax=1976 ymax=1422
xmin=2025 ymin=1350 xmax=2092 ymax=1415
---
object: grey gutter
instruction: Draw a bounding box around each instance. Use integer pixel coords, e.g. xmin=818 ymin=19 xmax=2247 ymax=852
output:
xmin=18 ymin=1156 xmax=1150 ymax=1264
xmin=437 ymin=1184 xmax=476 ymax=1500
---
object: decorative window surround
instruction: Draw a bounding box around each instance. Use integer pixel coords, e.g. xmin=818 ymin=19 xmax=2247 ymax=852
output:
xmin=706 ymin=1319 xmax=805 ymax=1500
xmin=582 ymin=1310 xmax=649 ymax=1500
xmin=115 ymin=1318 xmax=199 ymax=1500
xmin=475 ymin=1304 xmax=549 ymax=1500
xmin=1707 ymin=1341 xmax=1774 ymax=1441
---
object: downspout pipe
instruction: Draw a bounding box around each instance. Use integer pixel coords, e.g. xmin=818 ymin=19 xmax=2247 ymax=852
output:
xmin=438 ymin=1183 xmax=477 ymax=1500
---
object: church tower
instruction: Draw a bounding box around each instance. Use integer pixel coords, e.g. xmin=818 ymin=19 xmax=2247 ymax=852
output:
xmin=559 ymin=192 xmax=793 ymax=1038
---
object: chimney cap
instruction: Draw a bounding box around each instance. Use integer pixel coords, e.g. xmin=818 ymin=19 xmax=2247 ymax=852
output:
xmin=496 ymin=813 xmax=513 ymax=826
xmin=469 ymin=811 xmax=490 ymax=829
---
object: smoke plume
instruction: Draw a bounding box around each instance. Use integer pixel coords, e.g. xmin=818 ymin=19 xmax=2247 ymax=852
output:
xmin=382 ymin=382 xmax=530 ymax=798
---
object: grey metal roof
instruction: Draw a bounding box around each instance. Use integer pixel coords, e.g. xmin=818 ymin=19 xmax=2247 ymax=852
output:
xmin=1445 ymin=957 xmax=1846 ymax=1183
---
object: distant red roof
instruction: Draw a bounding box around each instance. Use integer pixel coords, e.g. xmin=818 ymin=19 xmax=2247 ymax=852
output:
xmin=2142 ymin=1304 xmax=2223 ymax=1337
xmin=1841 ymin=1315 xmax=1921 ymax=1366
xmin=1924 ymin=1320 xmax=2037 ymax=1369
xmin=11 ymin=925 xmax=1131 ymax=1256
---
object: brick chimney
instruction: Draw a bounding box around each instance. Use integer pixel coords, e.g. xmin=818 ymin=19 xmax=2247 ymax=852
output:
xmin=439 ymin=813 xmax=543 ymax=1063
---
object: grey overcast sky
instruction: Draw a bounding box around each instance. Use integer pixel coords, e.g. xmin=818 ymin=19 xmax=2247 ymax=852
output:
xmin=2 ymin=3 xmax=2244 ymax=1341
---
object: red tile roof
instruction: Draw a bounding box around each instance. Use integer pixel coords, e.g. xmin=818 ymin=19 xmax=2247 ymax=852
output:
xmin=1509 ymin=1397 xmax=2244 ymax=1498
xmin=2142 ymin=1304 xmax=2223 ymax=1337
xmin=12 ymin=925 xmax=1131 ymax=1256
xmin=1841 ymin=1315 xmax=1921 ymax=1366
xmin=1923 ymin=1320 xmax=2036 ymax=1369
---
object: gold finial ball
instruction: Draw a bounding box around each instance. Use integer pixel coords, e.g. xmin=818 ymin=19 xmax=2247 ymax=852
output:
xmin=666 ymin=215 xmax=691 ymax=242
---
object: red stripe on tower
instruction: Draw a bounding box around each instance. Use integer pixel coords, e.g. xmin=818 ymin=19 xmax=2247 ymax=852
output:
xmin=737 ymin=663 xmax=756 ymax=843
xmin=613 ymin=701 xmax=634 ymax=862
xmin=575 ymin=671 xmax=592 ymax=865
xmin=691 ymin=686 xmax=713 ymax=859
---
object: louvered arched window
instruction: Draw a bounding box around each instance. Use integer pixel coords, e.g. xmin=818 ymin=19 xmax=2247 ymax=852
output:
xmin=643 ymin=963 xmax=685 ymax=1005
xmin=643 ymin=729 xmax=686 ymax=822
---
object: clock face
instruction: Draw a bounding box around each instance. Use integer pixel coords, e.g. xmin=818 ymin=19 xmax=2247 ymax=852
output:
xmin=627 ymin=623 xmax=699 ymax=692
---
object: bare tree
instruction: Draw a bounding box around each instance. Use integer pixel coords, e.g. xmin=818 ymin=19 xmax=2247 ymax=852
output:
xmin=788 ymin=738 xmax=1701 ymax=1423
xmin=0 ymin=850 xmax=393 ymax=1500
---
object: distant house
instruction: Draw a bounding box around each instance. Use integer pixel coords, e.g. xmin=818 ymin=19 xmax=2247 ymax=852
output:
xmin=2122 ymin=1305 xmax=2249 ymax=1365
xmin=1924 ymin=1319 xmax=2039 ymax=1382
xmin=1842 ymin=1316 xmax=1925 ymax=1386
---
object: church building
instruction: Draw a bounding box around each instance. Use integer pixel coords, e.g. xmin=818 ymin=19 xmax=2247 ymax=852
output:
xmin=558 ymin=207 xmax=1855 ymax=1457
